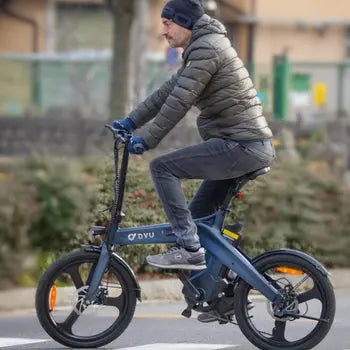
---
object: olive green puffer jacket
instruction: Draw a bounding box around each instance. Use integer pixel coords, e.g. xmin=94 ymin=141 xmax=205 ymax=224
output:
xmin=129 ymin=14 xmax=272 ymax=149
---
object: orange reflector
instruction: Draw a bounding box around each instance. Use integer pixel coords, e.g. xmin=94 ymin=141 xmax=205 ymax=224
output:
xmin=275 ymin=267 xmax=304 ymax=275
xmin=49 ymin=283 xmax=57 ymax=312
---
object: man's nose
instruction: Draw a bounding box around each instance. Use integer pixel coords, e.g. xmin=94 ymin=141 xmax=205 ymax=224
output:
xmin=161 ymin=26 xmax=168 ymax=36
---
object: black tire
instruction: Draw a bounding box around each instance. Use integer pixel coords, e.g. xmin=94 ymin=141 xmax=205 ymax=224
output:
xmin=234 ymin=252 xmax=336 ymax=350
xmin=36 ymin=250 xmax=137 ymax=348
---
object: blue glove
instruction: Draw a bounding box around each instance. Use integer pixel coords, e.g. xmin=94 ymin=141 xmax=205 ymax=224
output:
xmin=128 ymin=136 xmax=149 ymax=155
xmin=113 ymin=117 xmax=136 ymax=133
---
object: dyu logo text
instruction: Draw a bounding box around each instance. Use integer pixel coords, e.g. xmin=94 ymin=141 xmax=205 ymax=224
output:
xmin=128 ymin=232 xmax=155 ymax=241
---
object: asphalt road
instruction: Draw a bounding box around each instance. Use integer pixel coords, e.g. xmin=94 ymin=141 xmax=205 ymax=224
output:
xmin=0 ymin=290 xmax=349 ymax=350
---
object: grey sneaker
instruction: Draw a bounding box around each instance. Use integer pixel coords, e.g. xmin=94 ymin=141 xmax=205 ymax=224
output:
xmin=197 ymin=310 xmax=226 ymax=323
xmin=197 ymin=298 xmax=255 ymax=323
xmin=146 ymin=245 xmax=206 ymax=270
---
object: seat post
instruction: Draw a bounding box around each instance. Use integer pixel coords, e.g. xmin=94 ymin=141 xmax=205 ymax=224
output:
xmin=214 ymin=179 xmax=244 ymax=231
xmin=217 ymin=167 xmax=270 ymax=225
xmin=220 ymin=178 xmax=248 ymax=213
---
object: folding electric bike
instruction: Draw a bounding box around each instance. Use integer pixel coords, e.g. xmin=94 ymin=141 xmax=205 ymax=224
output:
xmin=36 ymin=125 xmax=335 ymax=350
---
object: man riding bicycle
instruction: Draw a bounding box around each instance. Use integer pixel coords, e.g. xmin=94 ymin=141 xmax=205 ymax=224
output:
xmin=113 ymin=0 xmax=274 ymax=271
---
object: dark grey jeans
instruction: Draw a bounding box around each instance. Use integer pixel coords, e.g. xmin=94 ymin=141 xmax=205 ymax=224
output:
xmin=150 ymin=138 xmax=275 ymax=250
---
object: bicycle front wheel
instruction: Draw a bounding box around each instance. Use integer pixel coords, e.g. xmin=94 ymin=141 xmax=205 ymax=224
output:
xmin=35 ymin=250 xmax=137 ymax=348
xmin=234 ymin=252 xmax=335 ymax=350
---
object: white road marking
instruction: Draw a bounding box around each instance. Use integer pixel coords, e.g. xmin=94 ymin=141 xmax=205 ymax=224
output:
xmin=118 ymin=343 xmax=238 ymax=350
xmin=0 ymin=338 xmax=49 ymax=347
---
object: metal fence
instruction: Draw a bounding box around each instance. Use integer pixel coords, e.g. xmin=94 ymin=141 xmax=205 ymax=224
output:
xmin=0 ymin=52 xmax=172 ymax=119
xmin=290 ymin=62 xmax=350 ymax=122
xmin=254 ymin=60 xmax=350 ymax=123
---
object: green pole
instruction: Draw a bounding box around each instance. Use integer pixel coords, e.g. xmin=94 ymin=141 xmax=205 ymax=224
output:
xmin=31 ymin=60 xmax=40 ymax=111
xmin=337 ymin=63 xmax=345 ymax=118
xmin=273 ymin=55 xmax=290 ymax=120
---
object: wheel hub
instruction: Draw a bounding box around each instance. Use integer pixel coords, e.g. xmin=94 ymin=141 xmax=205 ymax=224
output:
xmin=267 ymin=285 xmax=299 ymax=321
xmin=72 ymin=285 xmax=108 ymax=314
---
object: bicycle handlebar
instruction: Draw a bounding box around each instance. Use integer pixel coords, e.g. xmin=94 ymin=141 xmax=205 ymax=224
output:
xmin=104 ymin=124 xmax=132 ymax=142
xmin=104 ymin=124 xmax=145 ymax=154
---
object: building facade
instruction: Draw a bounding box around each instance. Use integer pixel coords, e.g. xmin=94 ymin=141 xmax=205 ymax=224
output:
xmin=211 ymin=0 xmax=350 ymax=119
xmin=1 ymin=0 xmax=349 ymax=119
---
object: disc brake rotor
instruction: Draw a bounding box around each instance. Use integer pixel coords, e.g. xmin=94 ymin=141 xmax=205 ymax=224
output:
xmin=266 ymin=283 xmax=300 ymax=321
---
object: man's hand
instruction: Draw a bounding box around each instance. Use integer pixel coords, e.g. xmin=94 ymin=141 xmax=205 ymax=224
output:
xmin=128 ymin=136 xmax=149 ymax=155
xmin=112 ymin=116 xmax=136 ymax=133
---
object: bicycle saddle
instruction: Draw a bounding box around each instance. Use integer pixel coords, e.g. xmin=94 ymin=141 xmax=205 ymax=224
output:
xmin=243 ymin=166 xmax=270 ymax=180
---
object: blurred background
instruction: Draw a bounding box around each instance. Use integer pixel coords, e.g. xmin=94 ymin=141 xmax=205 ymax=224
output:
xmin=1 ymin=0 xmax=350 ymax=289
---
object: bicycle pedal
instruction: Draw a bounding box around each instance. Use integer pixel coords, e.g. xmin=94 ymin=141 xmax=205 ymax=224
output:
xmin=218 ymin=319 xmax=229 ymax=324
xmin=181 ymin=307 xmax=192 ymax=318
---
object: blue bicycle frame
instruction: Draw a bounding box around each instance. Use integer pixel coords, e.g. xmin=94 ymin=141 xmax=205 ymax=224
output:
xmin=85 ymin=127 xmax=283 ymax=306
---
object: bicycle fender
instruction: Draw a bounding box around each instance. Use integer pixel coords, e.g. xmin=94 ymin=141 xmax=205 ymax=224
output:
xmin=111 ymin=252 xmax=142 ymax=301
xmin=251 ymin=248 xmax=329 ymax=277
xmin=82 ymin=245 xmax=142 ymax=301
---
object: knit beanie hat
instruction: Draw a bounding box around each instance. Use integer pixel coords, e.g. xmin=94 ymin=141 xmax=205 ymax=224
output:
xmin=161 ymin=0 xmax=205 ymax=30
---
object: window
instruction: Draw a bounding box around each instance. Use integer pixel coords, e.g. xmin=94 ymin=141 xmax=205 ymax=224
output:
xmin=292 ymin=74 xmax=310 ymax=92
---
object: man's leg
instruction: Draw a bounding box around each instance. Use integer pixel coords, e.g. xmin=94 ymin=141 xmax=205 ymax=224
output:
xmin=188 ymin=179 xmax=233 ymax=219
xmin=146 ymin=138 xmax=267 ymax=269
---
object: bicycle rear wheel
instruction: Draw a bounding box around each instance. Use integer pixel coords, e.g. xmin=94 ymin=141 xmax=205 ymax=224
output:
xmin=234 ymin=252 xmax=335 ymax=350
xmin=36 ymin=250 xmax=137 ymax=348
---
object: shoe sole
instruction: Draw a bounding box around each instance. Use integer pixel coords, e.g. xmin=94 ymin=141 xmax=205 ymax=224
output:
xmin=197 ymin=303 xmax=255 ymax=323
xmin=198 ymin=316 xmax=219 ymax=323
xmin=147 ymin=261 xmax=207 ymax=270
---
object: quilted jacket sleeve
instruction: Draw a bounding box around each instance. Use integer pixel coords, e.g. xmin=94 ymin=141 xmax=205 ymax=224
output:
xmin=129 ymin=72 xmax=178 ymax=128
xmin=140 ymin=46 xmax=220 ymax=148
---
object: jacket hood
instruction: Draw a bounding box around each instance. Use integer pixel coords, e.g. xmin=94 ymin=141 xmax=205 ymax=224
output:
xmin=191 ymin=14 xmax=227 ymax=41
xmin=182 ymin=14 xmax=227 ymax=59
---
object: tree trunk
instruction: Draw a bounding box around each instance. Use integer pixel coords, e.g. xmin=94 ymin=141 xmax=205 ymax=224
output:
xmin=109 ymin=0 xmax=136 ymax=120
xmin=131 ymin=0 xmax=149 ymax=106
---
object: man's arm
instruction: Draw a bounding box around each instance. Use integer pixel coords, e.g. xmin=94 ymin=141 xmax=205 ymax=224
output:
xmin=129 ymin=71 xmax=178 ymax=128
xmin=140 ymin=46 xmax=220 ymax=148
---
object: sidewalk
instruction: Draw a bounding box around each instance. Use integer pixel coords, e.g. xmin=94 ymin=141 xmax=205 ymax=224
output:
xmin=0 ymin=269 xmax=349 ymax=312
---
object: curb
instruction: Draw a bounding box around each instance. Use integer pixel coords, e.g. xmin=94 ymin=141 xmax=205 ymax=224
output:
xmin=0 ymin=269 xmax=349 ymax=312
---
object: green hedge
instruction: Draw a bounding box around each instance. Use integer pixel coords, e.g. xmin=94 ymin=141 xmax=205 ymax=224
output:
xmin=19 ymin=157 xmax=95 ymax=253
xmin=1 ymin=152 xmax=350 ymax=288
xmin=0 ymin=178 xmax=37 ymax=289
xmin=229 ymin=161 xmax=350 ymax=266
xmin=89 ymin=155 xmax=350 ymax=268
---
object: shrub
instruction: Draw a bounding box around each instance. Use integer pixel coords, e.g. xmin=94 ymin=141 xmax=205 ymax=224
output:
xmin=87 ymin=155 xmax=168 ymax=272
xmin=3 ymin=149 xmax=350 ymax=291
xmin=19 ymin=157 xmax=95 ymax=253
xmin=228 ymin=161 xmax=350 ymax=266
xmin=88 ymin=153 xmax=350 ymax=269
xmin=0 ymin=178 xmax=37 ymax=289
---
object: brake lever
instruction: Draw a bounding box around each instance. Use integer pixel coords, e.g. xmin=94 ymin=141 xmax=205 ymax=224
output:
xmin=104 ymin=124 xmax=131 ymax=142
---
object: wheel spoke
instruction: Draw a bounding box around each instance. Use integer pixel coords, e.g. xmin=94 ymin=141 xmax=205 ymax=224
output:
xmin=272 ymin=320 xmax=287 ymax=342
xmin=57 ymin=308 xmax=81 ymax=333
xmin=85 ymin=263 xmax=97 ymax=286
xmin=104 ymin=293 xmax=124 ymax=310
xmin=291 ymin=274 xmax=310 ymax=292
xmin=65 ymin=265 xmax=84 ymax=289
xmin=297 ymin=286 xmax=321 ymax=303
